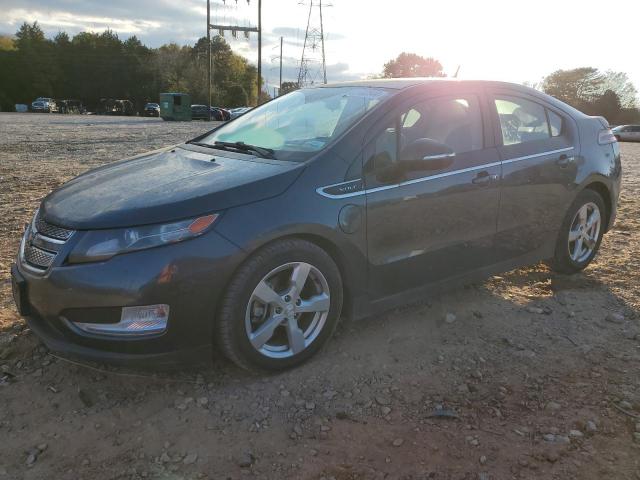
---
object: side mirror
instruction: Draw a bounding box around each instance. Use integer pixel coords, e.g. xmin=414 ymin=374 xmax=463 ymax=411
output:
xmin=399 ymin=138 xmax=455 ymax=172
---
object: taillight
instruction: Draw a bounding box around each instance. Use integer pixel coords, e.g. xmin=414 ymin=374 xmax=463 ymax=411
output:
xmin=598 ymin=129 xmax=617 ymax=145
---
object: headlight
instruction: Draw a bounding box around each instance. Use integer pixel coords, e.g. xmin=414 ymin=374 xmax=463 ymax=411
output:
xmin=68 ymin=214 xmax=218 ymax=264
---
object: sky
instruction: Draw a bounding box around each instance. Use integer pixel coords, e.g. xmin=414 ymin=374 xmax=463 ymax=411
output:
xmin=2 ymin=0 xmax=640 ymax=95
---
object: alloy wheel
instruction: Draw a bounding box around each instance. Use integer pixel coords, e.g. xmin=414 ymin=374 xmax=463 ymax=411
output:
xmin=244 ymin=262 xmax=331 ymax=359
xmin=568 ymin=202 xmax=601 ymax=263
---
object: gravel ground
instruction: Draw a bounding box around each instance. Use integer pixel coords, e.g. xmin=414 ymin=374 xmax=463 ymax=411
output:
xmin=1 ymin=113 xmax=639 ymax=480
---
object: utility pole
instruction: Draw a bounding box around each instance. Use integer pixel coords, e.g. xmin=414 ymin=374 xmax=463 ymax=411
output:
xmin=209 ymin=1 xmax=261 ymax=106
xmin=319 ymin=0 xmax=327 ymax=84
xmin=207 ymin=0 xmax=211 ymax=120
xmin=257 ymin=0 xmax=262 ymax=104
xmin=279 ymin=36 xmax=283 ymax=94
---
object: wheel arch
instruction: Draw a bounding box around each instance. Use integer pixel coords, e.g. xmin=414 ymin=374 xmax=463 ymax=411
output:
xmin=582 ymin=180 xmax=613 ymax=231
xmin=218 ymin=228 xmax=362 ymax=324
xmin=264 ymin=232 xmax=355 ymax=318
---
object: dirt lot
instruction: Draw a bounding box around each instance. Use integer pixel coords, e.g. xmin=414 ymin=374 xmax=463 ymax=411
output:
xmin=1 ymin=113 xmax=639 ymax=480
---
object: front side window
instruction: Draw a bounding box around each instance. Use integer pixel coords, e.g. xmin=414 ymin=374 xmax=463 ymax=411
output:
xmin=368 ymin=95 xmax=484 ymax=179
xmin=495 ymin=96 xmax=550 ymax=145
xmin=399 ymin=96 xmax=483 ymax=155
xmin=199 ymin=87 xmax=391 ymax=161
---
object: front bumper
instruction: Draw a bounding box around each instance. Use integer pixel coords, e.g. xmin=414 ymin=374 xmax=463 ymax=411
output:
xmin=13 ymin=229 xmax=245 ymax=367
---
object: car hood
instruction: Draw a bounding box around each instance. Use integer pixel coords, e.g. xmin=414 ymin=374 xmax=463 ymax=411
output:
xmin=41 ymin=145 xmax=304 ymax=230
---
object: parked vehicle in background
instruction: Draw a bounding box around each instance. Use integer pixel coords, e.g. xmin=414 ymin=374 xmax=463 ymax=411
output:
xmin=58 ymin=99 xmax=85 ymax=114
xmin=30 ymin=98 xmax=57 ymax=113
xmin=191 ymin=104 xmax=211 ymax=120
xmin=30 ymin=101 xmax=47 ymax=113
xmin=11 ymin=79 xmax=621 ymax=371
xmin=191 ymin=105 xmax=230 ymax=121
xmin=100 ymin=99 xmax=135 ymax=116
xmin=229 ymin=107 xmax=252 ymax=119
xmin=216 ymin=107 xmax=231 ymax=122
xmin=612 ymin=125 xmax=640 ymax=142
xmin=143 ymin=103 xmax=160 ymax=117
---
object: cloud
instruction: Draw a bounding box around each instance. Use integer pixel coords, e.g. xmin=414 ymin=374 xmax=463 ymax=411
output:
xmin=0 ymin=0 xmax=363 ymax=84
xmin=4 ymin=9 xmax=162 ymax=34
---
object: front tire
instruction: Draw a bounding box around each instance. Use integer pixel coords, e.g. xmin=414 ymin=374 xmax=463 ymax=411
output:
xmin=550 ymin=189 xmax=606 ymax=274
xmin=216 ymin=239 xmax=343 ymax=372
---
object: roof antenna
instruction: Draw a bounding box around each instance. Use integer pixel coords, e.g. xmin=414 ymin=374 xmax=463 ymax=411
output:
xmin=453 ymin=65 xmax=461 ymax=78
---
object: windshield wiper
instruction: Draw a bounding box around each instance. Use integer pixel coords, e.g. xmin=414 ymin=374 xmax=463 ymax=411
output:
xmin=214 ymin=141 xmax=275 ymax=159
xmin=187 ymin=140 xmax=275 ymax=159
xmin=187 ymin=141 xmax=217 ymax=149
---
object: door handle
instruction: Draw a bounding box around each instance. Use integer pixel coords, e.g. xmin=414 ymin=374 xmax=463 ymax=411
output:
xmin=556 ymin=154 xmax=572 ymax=167
xmin=472 ymin=171 xmax=498 ymax=185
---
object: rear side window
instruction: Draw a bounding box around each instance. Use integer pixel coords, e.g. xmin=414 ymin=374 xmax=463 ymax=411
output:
xmin=548 ymin=110 xmax=563 ymax=137
xmin=495 ymin=96 xmax=550 ymax=145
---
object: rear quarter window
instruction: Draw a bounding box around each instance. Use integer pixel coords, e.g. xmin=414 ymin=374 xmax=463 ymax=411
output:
xmin=548 ymin=110 xmax=563 ymax=137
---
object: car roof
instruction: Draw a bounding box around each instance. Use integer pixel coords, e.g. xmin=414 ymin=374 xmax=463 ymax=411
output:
xmin=317 ymin=77 xmax=533 ymax=91
xmin=314 ymin=77 xmax=587 ymax=118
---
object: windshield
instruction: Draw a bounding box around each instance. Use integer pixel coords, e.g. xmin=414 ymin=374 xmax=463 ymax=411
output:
xmin=197 ymin=86 xmax=391 ymax=161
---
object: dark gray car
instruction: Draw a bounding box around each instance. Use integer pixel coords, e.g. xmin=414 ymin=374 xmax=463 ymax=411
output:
xmin=11 ymin=79 xmax=622 ymax=371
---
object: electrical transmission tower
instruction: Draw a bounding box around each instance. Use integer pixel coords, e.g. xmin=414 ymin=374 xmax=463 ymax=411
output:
xmin=297 ymin=0 xmax=328 ymax=87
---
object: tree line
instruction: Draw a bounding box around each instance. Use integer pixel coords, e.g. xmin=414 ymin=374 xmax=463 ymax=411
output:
xmin=1 ymin=25 xmax=638 ymax=124
xmin=0 ymin=22 xmax=263 ymax=112
xmin=541 ymin=68 xmax=639 ymax=124
xmin=379 ymin=52 xmax=640 ymax=125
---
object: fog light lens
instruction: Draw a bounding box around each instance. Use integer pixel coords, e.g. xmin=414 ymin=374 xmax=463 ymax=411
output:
xmin=73 ymin=304 xmax=169 ymax=337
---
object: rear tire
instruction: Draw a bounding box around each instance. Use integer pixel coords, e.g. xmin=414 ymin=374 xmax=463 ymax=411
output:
xmin=215 ymin=239 xmax=343 ymax=372
xmin=550 ymin=189 xmax=606 ymax=274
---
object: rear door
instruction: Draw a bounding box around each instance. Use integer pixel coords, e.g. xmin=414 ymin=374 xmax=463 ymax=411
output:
xmin=488 ymin=91 xmax=579 ymax=259
xmin=365 ymin=89 xmax=502 ymax=298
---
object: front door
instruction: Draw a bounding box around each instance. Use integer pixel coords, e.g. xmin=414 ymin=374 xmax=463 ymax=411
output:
xmin=489 ymin=92 xmax=579 ymax=259
xmin=365 ymin=92 xmax=501 ymax=299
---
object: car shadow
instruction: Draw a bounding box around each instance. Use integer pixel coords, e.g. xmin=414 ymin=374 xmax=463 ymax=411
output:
xmin=1 ymin=261 xmax=636 ymax=389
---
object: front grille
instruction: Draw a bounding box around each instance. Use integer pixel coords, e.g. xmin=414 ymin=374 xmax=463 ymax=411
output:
xmin=20 ymin=210 xmax=76 ymax=272
xmin=24 ymin=244 xmax=57 ymax=269
xmin=35 ymin=214 xmax=74 ymax=241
